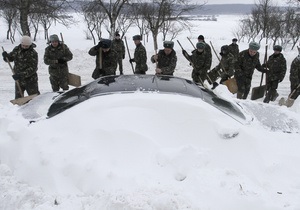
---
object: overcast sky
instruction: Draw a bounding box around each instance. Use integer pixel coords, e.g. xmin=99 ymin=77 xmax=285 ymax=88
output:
xmin=203 ymin=0 xmax=287 ymax=6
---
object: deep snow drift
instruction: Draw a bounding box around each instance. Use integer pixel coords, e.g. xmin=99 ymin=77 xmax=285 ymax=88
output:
xmin=1 ymin=14 xmax=300 ymax=210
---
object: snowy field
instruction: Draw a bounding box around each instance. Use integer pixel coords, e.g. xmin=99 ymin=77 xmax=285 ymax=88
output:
xmin=1 ymin=14 xmax=300 ymax=210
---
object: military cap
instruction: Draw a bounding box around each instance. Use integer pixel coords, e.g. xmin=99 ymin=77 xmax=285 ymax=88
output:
xmin=133 ymin=35 xmax=142 ymax=40
xmin=100 ymin=39 xmax=112 ymax=48
xmin=249 ymin=42 xmax=260 ymax=51
xmin=50 ymin=34 xmax=59 ymax=42
xmin=163 ymin=41 xmax=174 ymax=49
xmin=198 ymin=35 xmax=204 ymax=40
xmin=232 ymin=38 xmax=238 ymax=42
xmin=115 ymin=32 xmax=120 ymax=37
xmin=273 ymin=45 xmax=282 ymax=52
xmin=196 ymin=42 xmax=206 ymax=49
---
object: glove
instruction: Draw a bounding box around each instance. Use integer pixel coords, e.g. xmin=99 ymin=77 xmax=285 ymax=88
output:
xmin=95 ymin=42 xmax=102 ymax=50
xmin=2 ymin=51 xmax=8 ymax=60
xmin=57 ymin=58 xmax=66 ymax=64
xmin=262 ymin=67 xmax=268 ymax=73
xmin=122 ymin=54 xmax=125 ymax=59
xmin=279 ymin=79 xmax=283 ymax=83
xmin=12 ymin=73 xmax=21 ymax=80
xmin=129 ymin=58 xmax=135 ymax=63
xmin=262 ymin=63 xmax=267 ymax=68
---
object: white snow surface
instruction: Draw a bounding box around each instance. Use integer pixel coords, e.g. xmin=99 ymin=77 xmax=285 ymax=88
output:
xmin=1 ymin=14 xmax=300 ymax=210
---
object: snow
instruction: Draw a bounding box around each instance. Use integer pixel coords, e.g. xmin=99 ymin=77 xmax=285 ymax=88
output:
xmin=1 ymin=14 xmax=300 ymax=210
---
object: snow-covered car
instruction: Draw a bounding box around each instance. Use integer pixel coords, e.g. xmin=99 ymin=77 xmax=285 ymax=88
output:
xmin=47 ymin=74 xmax=248 ymax=124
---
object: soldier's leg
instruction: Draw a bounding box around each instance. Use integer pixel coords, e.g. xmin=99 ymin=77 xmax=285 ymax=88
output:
xmin=242 ymin=78 xmax=252 ymax=99
xmin=118 ymin=58 xmax=123 ymax=75
xmin=15 ymin=82 xmax=25 ymax=99
xmin=270 ymin=80 xmax=279 ymax=101
xmin=263 ymin=81 xmax=272 ymax=103
xmin=60 ymin=70 xmax=69 ymax=91
xmin=50 ymin=75 xmax=60 ymax=92
xmin=25 ymin=80 xmax=40 ymax=96
xmin=236 ymin=76 xmax=245 ymax=99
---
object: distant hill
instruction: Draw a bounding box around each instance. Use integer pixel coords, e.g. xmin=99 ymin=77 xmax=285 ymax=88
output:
xmin=193 ymin=4 xmax=255 ymax=15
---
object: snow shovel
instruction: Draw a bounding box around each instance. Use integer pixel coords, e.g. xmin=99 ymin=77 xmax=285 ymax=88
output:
xmin=278 ymin=84 xmax=300 ymax=107
xmin=2 ymin=46 xmax=37 ymax=105
xmin=60 ymin=33 xmax=81 ymax=87
xmin=250 ymin=72 xmax=266 ymax=100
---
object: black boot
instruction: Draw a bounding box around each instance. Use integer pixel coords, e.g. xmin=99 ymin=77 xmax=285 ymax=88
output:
xmin=211 ymin=82 xmax=219 ymax=90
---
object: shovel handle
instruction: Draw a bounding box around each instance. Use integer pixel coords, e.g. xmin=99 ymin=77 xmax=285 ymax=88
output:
xmin=2 ymin=46 xmax=24 ymax=98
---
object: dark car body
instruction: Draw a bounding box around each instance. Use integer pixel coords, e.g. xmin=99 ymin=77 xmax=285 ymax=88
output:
xmin=47 ymin=75 xmax=247 ymax=123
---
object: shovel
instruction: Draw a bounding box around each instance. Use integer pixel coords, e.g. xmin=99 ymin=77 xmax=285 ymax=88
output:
xmin=278 ymin=84 xmax=300 ymax=107
xmin=250 ymin=72 xmax=267 ymax=100
xmin=2 ymin=46 xmax=37 ymax=105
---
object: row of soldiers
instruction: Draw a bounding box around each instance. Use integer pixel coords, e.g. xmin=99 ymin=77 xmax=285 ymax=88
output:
xmin=2 ymin=33 xmax=300 ymax=104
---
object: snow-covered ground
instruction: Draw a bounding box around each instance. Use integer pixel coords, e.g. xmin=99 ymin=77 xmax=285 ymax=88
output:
xmin=0 ymin=14 xmax=300 ymax=210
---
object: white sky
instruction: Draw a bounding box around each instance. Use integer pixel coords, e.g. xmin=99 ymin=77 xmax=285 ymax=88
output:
xmin=202 ymin=0 xmax=288 ymax=6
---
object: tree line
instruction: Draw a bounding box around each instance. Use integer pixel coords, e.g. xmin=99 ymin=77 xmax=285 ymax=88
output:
xmin=0 ymin=0 xmax=299 ymax=50
xmin=234 ymin=0 xmax=300 ymax=50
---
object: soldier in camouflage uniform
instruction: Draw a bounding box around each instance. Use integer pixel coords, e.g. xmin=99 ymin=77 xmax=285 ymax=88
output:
xmin=44 ymin=34 xmax=73 ymax=92
xmin=2 ymin=35 xmax=40 ymax=99
xmin=182 ymin=42 xmax=211 ymax=84
xmin=208 ymin=45 xmax=235 ymax=89
xmin=263 ymin=45 xmax=286 ymax=103
xmin=228 ymin=38 xmax=239 ymax=60
xmin=197 ymin=35 xmax=212 ymax=69
xmin=234 ymin=42 xmax=266 ymax=99
xmin=89 ymin=39 xmax=118 ymax=79
xmin=129 ymin=35 xmax=148 ymax=74
xmin=289 ymin=54 xmax=300 ymax=100
xmin=111 ymin=32 xmax=125 ymax=75
xmin=151 ymin=41 xmax=177 ymax=76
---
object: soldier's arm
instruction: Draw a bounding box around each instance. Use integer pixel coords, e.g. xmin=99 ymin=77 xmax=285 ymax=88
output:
xmin=63 ymin=45 xmax=73 ymax=62
xmin=122 ymin=41 xmax=125 ymax=56
xmin=161 ymin=54 xmax=177 ymax=75
xmin=44 ymin=47 xmax=56 ymax=65
xmin=289 ymin=59 xmax=299 ymax=89
xmin=136 ymin=48 xmax=147 ymax=64
xmin=234 ymin=53 xmax=243 ymax=77
xmin=280 ymin=57 xmax=287 ymax=81
xmin=88 ymin=46 xmax=99 ymax=56
xmin=6 ymin=47 xmax=18 ymax=62
xmin=226 ymin=56 xmax=235 ymax=77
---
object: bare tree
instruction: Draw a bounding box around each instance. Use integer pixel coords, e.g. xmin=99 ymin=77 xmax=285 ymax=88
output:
xmin=140 ymin=0 xmax=197 ymax=51
xmin=0 ymin=6 xmax=18 ymax=41
xmin=94 ymin=0 xmax=129 ymax=39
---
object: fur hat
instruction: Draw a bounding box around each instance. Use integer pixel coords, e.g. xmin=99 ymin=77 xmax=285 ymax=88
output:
xmin=163 ymin=41 xmax=174 ymax=49
xmin=273 ymin=45 xmax=282 ymax=52
xmin=196 ymin=42 xmax=206 ymax=49
xmin=249 ymin=42 xmax=260 ymax=51
xmin=232 ymin=38 xmax=238 ymax=42
xmin=133 ymin=35 xmax=142 ymax=40
xmin=198 ymin=35 xmax=204 ymax=40
xmin=21 ymin=35 xmax=32 ymax=45
xmin=50 ymin=34 xmax=59 ymax=42
xmin=100 ymin=39 xmax=112 ymax=48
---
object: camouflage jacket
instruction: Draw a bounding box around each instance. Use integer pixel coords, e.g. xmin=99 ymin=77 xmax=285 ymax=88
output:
xmin=192 ymin=42 xmax=212 ymax=68
xmin=289 ymin=56 xmax=300 ymax=90
xmin=266 ymin=53 xmax=286 ymax=82
xmin=134 ymin=43 xmax=148 ymax=72
xmin=212 ymin=53 xmax=235 ymax=77
xmin=111 ymin=39 xmax=125 ymax=59
xmin=228 ymin=43 xmax=239 ymax=59
xmin=234 ymin=49 xmax=264 ymax=78
xmin=5 ymin=44 xmax=38 ymax=80
xmin=185 ymin=50 xmax=211 ymax=75
xmin=44 ymin=43 xmax=73 ymax=75
xmin=151 ymin=49 xmax=177 ymax=75
xmin=89 ymin=46 xmax=118 ymax=76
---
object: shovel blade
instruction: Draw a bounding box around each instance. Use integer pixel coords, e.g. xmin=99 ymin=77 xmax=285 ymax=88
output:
xmin=10 ymin=94 xmax=38 ymax=106
xmin=68 ymin=73 xmax=81 ymax=87
xmin=251 ymin=85 xmax=266 ymax=100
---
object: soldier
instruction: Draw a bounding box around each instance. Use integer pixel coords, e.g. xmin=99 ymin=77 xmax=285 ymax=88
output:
xmin=111 ymin=32 xmax=125 ymax=75
xmin=89 ymin=39 xmax=118 ymax=79
xmin=44 ymin=34 xmax=73 ymax=92
xmin=197 ymin=35 xmax=212 ymax=69
xmin=234 ymin=42 xmax=266 ymax=99
xmin=151 ymin=41 xmax=177 ymax=76
xmin=2 ymin=35 xmax=40 ymax=99
xmin=263 ymin=45 xmax=286 ymax=103
xmin=182 ymin=42 xmax=210 ymax=85
xmin=289 ymin=54 xmax=300 ymax=100
xmin=129 ymin=35 xmax=148 ymax=74
xmin=208 ymin=45 xmax=235 ymax=89
xmin=228 ymin=38 xmax=239 ymax=59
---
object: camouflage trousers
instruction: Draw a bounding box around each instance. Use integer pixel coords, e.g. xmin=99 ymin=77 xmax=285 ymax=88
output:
xmin=135 ymin=64 xmax=148 ymax=75
xmin=236 ymin=76 xmax=252 ymax=99
xmin=49 ymin=68 xmax=69 ymax=92
xmin=15 ymin=76 xmax=40 ymax=99
xmin=264 ymin=80 xmax=279 ymax=103
xmin=192 ymin=70 xmax=206 ymax=85
xmin=117 ymin=58 xmax=123 ymax=74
